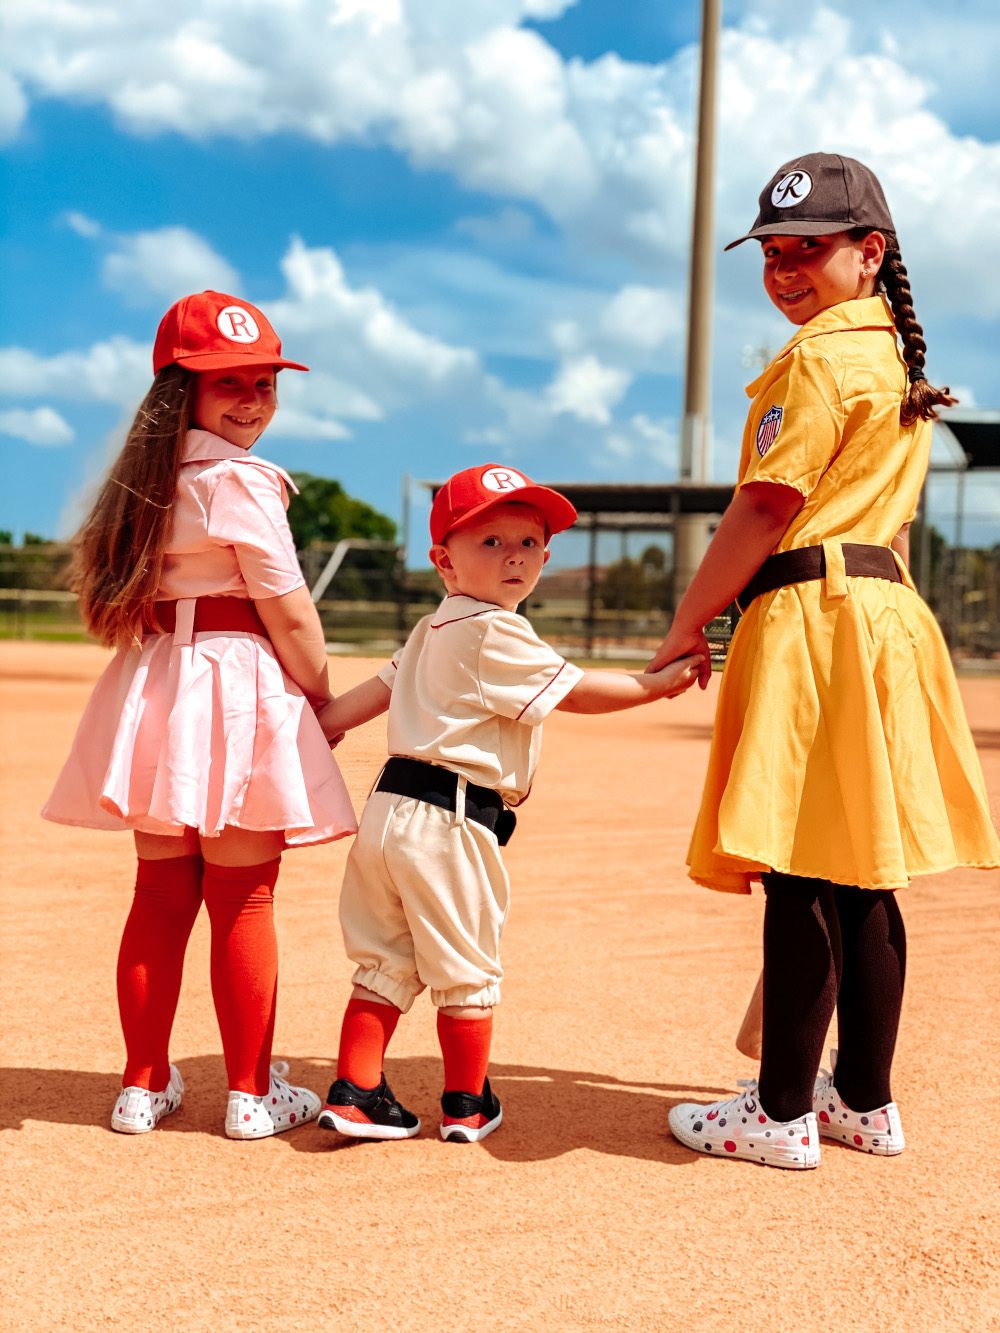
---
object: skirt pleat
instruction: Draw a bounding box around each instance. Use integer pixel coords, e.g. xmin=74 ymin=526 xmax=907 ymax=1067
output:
xmin=43 ymin=631 xmax=357 ymax=847
xmin=688 ymin=579 xmax=999 ymax=893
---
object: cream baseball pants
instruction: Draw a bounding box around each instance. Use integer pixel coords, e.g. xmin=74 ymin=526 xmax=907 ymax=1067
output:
xmin=339 ymin=788 xmax=510 ymax=1012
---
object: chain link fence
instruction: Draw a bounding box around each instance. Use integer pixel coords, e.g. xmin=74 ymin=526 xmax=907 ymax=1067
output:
xmin=2 ymin=539 xmax=997 ymax=667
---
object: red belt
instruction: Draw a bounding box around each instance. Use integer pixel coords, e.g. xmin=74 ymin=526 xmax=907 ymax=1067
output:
xmin=737 ymin=544 xmax=902 ymax=613
xmin=144 ymin=596 xmax=269 ymax=638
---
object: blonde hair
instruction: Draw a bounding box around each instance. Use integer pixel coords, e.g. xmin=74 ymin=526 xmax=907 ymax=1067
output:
xmin=70 ymin=365 xmax=194 ymax=647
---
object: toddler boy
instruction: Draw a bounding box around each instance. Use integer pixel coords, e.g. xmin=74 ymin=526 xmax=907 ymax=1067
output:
xmin=315 ymin=464 xmax=701 ymax=1142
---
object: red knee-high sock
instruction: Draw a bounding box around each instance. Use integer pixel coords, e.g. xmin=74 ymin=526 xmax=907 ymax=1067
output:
xmin=336 ymin=997 xmax=401 ymax=1089
xmin=437 ymin=1011 xmax=493 ymax=1095
xmin=201 ymin=858 xmax=280 ymax=1096
xmin=117 ymin=854 xmax=203 ymax=1091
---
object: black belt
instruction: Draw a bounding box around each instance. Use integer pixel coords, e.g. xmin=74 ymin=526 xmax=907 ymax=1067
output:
xmin=375 ymin=757 xmax=517 ymax=846
xmin=737 ymin=543 xmax=902 ymax=613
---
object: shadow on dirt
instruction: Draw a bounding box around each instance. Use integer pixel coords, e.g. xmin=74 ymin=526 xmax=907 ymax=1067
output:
xmin=299 ymin=1056 xmax=733 ymax=1166
xmin=2 ymin=1056 xmax=731 ymax=1165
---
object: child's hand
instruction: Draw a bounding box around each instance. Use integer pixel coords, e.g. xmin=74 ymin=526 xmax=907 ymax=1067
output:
xmin=644 ymin=652 xmax=705 ymax=698
xmin=315 ymin=698 xmax=344 ymax=745
xmin=647 ymin=623 xmax=712 ymax=689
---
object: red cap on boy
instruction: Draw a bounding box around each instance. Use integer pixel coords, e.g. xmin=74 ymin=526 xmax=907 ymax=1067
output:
xmin=431 ymin=464 xmax=577 ymax=545
xmin=153 ymin=291 xmax=309 ymax=374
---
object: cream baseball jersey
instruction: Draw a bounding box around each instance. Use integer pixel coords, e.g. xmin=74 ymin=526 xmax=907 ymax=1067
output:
xmin=378 ymin=595 xmax=583 ymax=805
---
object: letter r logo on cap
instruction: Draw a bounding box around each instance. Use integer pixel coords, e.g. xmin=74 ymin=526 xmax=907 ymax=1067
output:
xmin=771 ymin=170 xmax=813 ymax=209
xmin=217 ymin=306 xmax=261 ymax=343
xmin=481 ymin=467 xmax=527 ymax=493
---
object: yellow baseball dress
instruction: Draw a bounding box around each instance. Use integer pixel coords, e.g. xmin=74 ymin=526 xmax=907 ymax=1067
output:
xmin=688 ymin=295 xmax=1000 ymax=894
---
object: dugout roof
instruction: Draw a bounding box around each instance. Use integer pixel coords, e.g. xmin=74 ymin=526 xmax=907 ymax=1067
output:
xmin=422 ymin=480 xmax=736 ymax=531
xmin=936 ymin=418 xmax=1000 ymax=471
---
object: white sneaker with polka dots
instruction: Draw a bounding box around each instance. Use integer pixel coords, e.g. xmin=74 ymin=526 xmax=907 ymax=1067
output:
xmin=111 ymin=1064 xmax=184 ymax=1134
xmin=225 ymin=1061 xmax=321 ymax=1140
xmin=813 ymin=1050 xmax=905 ymax=1155
xmin=668 ymin=1080 xmax=821 ymax=1170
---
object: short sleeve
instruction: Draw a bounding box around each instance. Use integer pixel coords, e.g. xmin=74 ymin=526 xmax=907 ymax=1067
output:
xmin=206 ymin=463 xmax=305 ymax=599
xmin=377 ymin=655 xmax=399 ymax=691
xmin=477 ymin=613 xmax=584 ymax=725
xmin=740 ymin=349 xmax=845 ymax=498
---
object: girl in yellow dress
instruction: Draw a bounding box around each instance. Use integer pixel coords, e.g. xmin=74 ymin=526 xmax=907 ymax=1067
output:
xmin=651 ymin=153 xmax=1000 ymax=1169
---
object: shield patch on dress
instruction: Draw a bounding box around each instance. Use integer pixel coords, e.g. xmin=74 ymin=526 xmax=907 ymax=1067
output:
xmin=756 ymin=405 xmax=783 ymax=456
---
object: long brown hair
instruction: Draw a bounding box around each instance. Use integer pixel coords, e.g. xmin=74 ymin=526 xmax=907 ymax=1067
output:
xmin=70 ymin=364 xmax=194 ymax=647
xmin=853 ymin=227 xmax=957 ymax=426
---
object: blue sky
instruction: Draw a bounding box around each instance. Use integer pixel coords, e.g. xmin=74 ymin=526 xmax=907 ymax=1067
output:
xmin=2 ymin=0 xmax=999 ymax=564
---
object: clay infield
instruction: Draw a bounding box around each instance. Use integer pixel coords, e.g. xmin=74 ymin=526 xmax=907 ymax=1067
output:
xmin=2 ymin=641 xmax=998 ymax=1331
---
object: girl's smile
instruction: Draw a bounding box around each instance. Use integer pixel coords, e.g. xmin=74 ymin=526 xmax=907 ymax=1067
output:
xmin=761 ymin=231 xmax=884 ymax=326
xmin=192 ymin=364 xmax=277 ymax=448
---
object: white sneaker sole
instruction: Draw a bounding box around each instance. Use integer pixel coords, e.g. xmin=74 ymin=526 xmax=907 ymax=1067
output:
xmin=440 ymin=1107 xmax=502 ymax=1143
xmin=225 ymin=1107 xmax=320 ymax=1140
xmin=817 ymin=1123 xmax=905 ymax=1155
xmin=111 ymin=1066 xmax=183 ymax=1134
xmin=317 ymin=1107 xmax=420 ymax=1139
xmin=669 ymin=1105 xmax=820 ymax=1170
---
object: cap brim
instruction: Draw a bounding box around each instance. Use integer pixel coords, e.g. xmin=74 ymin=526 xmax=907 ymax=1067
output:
xmin=439 ymin=485 xmax=578 ymax=544
xmin=169 ymin=351 xmax=310 ymax=372
xmin=724 ymin=220 xmax=859 ymax=252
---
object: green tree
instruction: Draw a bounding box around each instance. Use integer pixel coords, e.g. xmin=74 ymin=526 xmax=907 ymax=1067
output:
xmin=287 ymin=473 xmax=396 ymax=548
xmin=288 ymin=473 xmax=398 ymax=602
xmin=22 ymin=533 xmax=50 ymax=545
xmin=0 ymin=531 xmax=12 ymax=545
xmin=598 ymin=543 xmax=671 ymax=611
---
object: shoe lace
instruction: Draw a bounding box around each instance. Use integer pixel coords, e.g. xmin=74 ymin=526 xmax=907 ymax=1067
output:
xmin=814 ymin=1048 xmax=838 ymax=1097
xmin=269 ymin=1060 xmax=291 ymax=1093
xmin=707 ymin=1079 xmax=760 ymax=1119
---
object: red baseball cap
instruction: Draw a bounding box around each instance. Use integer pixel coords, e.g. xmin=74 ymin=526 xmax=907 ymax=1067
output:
xmin=430 ymin=464 xmax=577 ymax=545
xmin=152 ymin=290 xmax=309 ymax=374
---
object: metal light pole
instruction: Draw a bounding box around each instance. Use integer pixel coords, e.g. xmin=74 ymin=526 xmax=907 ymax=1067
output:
xmin=674 ymin=0 xmax=722 ymax=598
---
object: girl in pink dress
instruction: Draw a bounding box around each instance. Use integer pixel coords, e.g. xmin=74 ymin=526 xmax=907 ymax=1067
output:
xmin=43 ymin=291 xmax=357 ymax=1138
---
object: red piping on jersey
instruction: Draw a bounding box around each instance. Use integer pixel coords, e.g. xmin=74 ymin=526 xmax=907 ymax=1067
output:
xmin=431 ymin=609 xmax=492 ymax=628
xmin=515 ymin=660 xmax=567 ymax=721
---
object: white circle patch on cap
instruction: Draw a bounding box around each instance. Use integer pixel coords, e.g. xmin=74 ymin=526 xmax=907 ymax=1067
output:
xmin=481 ymin=467 xmax=528 ymax=493
xmin=217 ymin=306 xmax=260 ymax=343
xmin=771 ymin=170 xmax=813 ymax=209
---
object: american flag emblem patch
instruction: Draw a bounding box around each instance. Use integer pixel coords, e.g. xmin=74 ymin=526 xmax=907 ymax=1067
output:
xmin=756 ymin=405 xmax=783 ymax=456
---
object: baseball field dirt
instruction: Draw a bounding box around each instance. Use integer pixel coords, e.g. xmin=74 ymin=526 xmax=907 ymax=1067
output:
xmin=2 ymin=641 xmax=998 ymax=1332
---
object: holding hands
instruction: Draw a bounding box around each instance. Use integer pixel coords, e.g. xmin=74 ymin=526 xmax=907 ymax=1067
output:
xmin=646 ymin=617 xmax=713 ymax=690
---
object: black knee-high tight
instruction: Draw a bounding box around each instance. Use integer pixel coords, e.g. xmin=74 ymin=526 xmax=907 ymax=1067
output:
xmin=756 ymin=873 xmax=906 ymax=1122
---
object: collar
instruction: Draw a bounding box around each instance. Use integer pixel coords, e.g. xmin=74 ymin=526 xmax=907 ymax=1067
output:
xmin=181 ymin=429 xmax=298 ymax=493
xmin=746 ymin=295 xmax=896 ymax=398
xmin=430 ymin=594 xmax=504 ymax=627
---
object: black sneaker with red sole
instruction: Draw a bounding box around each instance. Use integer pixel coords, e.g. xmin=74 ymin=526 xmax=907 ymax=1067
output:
xmin=439 ymin=1077 xmax=503 ymax=1142
xmin=318 ymin=1073 xmax=420 ymax=1140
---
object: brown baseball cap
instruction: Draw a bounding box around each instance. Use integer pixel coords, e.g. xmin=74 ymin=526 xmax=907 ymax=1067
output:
xmin=725 ymin=152 xmax=895 ymax=250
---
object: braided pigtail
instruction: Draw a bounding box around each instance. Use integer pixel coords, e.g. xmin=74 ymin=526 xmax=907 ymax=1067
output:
xmin=877 ymin=231 xmax=957 ymax=426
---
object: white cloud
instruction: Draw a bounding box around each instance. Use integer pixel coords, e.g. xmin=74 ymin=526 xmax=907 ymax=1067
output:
xmin=64 ymin=210 xmax=102 ymax=239
xmin=2 ymin=1 xmax=999 ymax=511
xmin=265 ymin=237 xmax=480 ymax=408
xmin=4 ymin=0 xmax=995 ymax=318
xmin=454 ymin=206 xmax=535 ymax=245
xmin=546 ymin=355 xmax=631 ymax=425
xmin=0 ymin=233 xmax=483 ymax=444
xmin=601 ymin=286 xmax=683 ymax=350
xmin=102 ymin=226 xmax=240 ymax=304
xmin=0 ymin=337 xmax=151 ymax=406
xmin=0 ymin=68 xmax=26 ymax=142
xmin=0 ymin=406 xmax=74 ymax=446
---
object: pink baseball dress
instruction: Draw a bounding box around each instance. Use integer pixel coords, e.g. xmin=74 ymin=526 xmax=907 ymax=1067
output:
xmin=43 ymin=429 xmax=357 ymax=847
